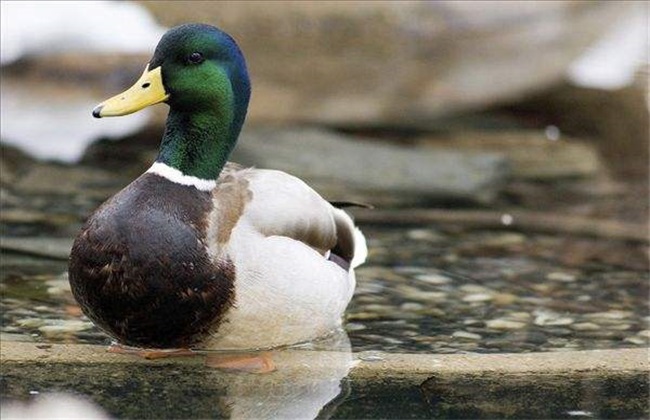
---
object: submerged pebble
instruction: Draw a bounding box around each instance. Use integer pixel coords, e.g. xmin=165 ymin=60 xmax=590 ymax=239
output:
xmin=38 ymin=320 xmax=94 ymax=336
xmin=406 ymin=229 xmax=444 ymax=241
xmin=585 ymin=310 xmax=633 ymax=320
xmin=546 ymin=272 xmax=577 ymax=282
xmin=571 ymin=322 xmax=601 ymax=331
xmin=16 ymin=318 xmax=47 ymax=328
xmin=516 ymin=331 xmax=548 ymax=345
xmin=396 ymin=286 xmax=448 ymax=302
xmin=400 ymin=302 xmax=425 ymax=311
xmin=414 ymin=273 xmax=452 ymax=285
xmin=345 ymin=322 xmax=366 ymax=332
xmin=507 ymin=312 xmax=532 ymax=320
xmin=608 ymin=324 xmax=632 ymax=331
xmin=637 ymin=330 xmax=650 ymax=339
xmin=459 ymin=284 xmax=493 ymax=294
xmin=451 ymin=331 xmax=482 ymax=340
xmin=43 ymin=273 xmax=71 ymax=295
xmin=486 ymin=319 xmax=527 ymax=330
xmin=623 ymin=336 xmax=647 ymax=345
xmin=492 ymin=293 xmax=518 ymax=305
xmin=462 ymin=293 xmax=493 ymax=303
xmin=533 ymin=310 xmax=575 ymax=326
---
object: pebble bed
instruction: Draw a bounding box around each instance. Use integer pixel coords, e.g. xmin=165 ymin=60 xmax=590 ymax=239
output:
xmin=345 ymin=226 xmax=649 ymax=353
xmin=1 ymin=225 xmax=648 ymax=354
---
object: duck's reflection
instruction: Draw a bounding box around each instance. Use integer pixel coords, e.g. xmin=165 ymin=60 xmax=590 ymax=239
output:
xmin=0 ymin=331 xmax=355 ymax=419
xmin=208 ymin=329 xmax=354 ymax=420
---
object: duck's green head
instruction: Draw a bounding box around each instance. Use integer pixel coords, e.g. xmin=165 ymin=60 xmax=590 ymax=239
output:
xmin=94 ymin=23 xmax=249 ymax=119
xmin=93 ymin=24 xmax=251 ymax=179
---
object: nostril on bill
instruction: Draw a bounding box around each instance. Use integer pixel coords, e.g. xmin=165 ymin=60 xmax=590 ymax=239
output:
xmin=141 ymin=82 xmax=151 ymax=89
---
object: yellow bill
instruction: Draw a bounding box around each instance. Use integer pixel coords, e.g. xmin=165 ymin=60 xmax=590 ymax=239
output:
xmin=92 ymin=65 xmax=169 ymax=118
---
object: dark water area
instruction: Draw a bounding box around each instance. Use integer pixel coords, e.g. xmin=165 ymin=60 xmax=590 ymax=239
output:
xmin=2 ymin=363 xmax=648 ymax=419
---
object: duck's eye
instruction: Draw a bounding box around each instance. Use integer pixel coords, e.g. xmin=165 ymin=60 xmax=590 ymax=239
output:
xmin=187 ymin=52 xmax=205 ymax=65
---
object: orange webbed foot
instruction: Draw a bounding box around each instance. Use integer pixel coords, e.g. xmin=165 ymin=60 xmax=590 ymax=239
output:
xmin=107 ymin=343 xmax=196 ymax=359
xmin=205 ymin=352 xmax=276 ymax=373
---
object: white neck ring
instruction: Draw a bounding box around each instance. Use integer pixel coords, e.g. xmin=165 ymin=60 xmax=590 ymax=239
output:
xmin=146 ymin=162 xmax=217 ymax=191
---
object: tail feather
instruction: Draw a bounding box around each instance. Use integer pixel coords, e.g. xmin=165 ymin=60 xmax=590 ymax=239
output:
xmin=329 ymin=200 xmax=374 ymax=210
xmin=331 ymin=208 xmax=367 ymax=269
xmin=351 ymin=226 xmax=367 ymax=268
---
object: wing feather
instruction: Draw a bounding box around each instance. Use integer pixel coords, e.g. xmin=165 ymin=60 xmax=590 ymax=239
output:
xmin=210 ymin=166 xmax=366 ymax=266
xmin=243 ymin=169 xmax=337 ymax=254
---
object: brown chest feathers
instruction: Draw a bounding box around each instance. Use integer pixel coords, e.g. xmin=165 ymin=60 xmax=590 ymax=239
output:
xmin=68 ymin=173 xmax=236 ymax=348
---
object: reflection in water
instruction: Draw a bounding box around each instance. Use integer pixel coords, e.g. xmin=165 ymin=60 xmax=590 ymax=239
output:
xmin=212 ymin=330 xmax=354 ymax=420
xmin=1 ymin=331 xmax=355 ymax=419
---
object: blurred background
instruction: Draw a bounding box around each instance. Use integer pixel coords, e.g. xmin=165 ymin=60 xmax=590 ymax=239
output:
xmin=1 ymin=1 xmax=647 ymax=203
xmin=0 ymin=0 xmax=648 ymax=355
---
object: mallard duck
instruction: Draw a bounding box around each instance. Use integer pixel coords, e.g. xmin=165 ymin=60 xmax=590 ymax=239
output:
xmin=68 ymin=23 xmax=366 ymax=351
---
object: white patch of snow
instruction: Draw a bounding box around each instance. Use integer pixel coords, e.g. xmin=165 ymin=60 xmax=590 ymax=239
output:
xmin=0 ymin=80 xmax=151 ymax=162
xmin=0 ymin=1 xmax=165 ymax=65
xmin=568 ymin=7 xmax=648 ymax=90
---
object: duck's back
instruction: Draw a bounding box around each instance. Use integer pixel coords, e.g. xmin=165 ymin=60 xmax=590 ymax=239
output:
xmin=68 ymin=173 xmax=236 ymax=348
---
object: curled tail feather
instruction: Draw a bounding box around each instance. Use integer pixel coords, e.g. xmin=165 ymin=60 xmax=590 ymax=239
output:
xmin=331 ymin=208 xmax=367 ymax=269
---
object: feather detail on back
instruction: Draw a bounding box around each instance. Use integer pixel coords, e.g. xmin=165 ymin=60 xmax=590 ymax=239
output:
xmin=209 ymin=165 xmax=365 ymax=266
xmin=210 ymin=167 xmax=341 ymax=256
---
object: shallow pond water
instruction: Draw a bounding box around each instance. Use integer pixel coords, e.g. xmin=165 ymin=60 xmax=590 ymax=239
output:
xmin=1 ymin=223 xmax=648 ymax=354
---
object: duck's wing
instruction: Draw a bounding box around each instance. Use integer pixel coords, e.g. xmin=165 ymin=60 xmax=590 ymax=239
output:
xmin=211 ymin=167 xmax=366 ymax=268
